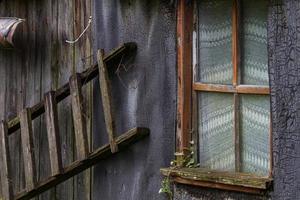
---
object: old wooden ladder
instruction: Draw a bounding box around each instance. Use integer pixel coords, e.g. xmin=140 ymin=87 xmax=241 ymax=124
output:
xmin=0 ymin=43 xmax=150 ymax=200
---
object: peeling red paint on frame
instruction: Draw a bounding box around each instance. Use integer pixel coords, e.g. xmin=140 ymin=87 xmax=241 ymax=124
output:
xmin=176 ymin=0 xmax=193 ymax=154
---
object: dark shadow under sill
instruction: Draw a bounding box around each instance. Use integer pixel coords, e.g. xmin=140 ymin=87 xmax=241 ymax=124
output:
xmin=160 ymin=167 xmax=273 ymax=195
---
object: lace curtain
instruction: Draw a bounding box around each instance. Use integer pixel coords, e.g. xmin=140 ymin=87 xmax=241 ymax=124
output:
xmin=197 ymin=0 xmax=270 ymax=176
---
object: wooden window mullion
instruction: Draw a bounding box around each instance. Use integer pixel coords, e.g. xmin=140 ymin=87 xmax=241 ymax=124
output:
xmin=232 ymin=0 xmax=239 ymax=87
xmin=234 ymin=93 xmax=241 ymax=172
xmin=269 ymin=115 xmax=273 ymax=177
xmin=176 ymin=0 xmax=193 ymax=155
xmin=193 ymin=83 xmax=270 ymax=95
xmin=190 ymin=0 xmax=271 ymax=177
xmin=232 ymin=0 xmax=241 ymax=172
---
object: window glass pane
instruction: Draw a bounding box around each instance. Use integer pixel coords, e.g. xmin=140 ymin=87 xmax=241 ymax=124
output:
xmin=198 ymin=93 xmax=234 ymax=171
xmin=240 ymin=95 xmax=270 ymax=176
xmin=241 ymin=0 xmax=269 ymax=85
xmin=197 ymin=0 xmax=233 ymax=84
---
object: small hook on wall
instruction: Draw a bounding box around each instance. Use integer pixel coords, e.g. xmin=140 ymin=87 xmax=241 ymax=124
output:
xmin=66 ymin=16 xmax=92 ymax=45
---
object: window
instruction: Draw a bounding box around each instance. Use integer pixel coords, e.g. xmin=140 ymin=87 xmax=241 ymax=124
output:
xmin=194 ymin=0 xmax=270 ymax=176
xmin=161 ymin=0 xmax=273 ymax=193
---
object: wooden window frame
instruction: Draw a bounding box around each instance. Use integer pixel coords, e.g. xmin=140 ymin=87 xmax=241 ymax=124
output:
xmin=172 ymin=0 xmax=273 ymax=194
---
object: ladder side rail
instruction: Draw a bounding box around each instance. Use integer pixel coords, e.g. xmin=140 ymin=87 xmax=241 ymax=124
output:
xmin=0 ymin=121 xmax=14 ymax=200
xmin=69 ymin=74 xmax=89 ymax=160
xmin=7 ymin=43 xmax=137 ymax=135
xmin=45 ymin=91 xmax=63 ymax=176
xmin=97 ymin=49 xmax=118 ymax=153
xmin=19 ymin=108 xmax=37 ymax=191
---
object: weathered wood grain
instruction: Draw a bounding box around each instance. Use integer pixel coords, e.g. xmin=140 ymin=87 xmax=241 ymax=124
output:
xmin=236 ymin=85 xmax=270 ymax=95
xmin=69 ymin=74 xmax=89 ymax=160
xmin=0 ymin=41 xmax=135 ymax=199
xmin=2 ymin=1 xmax=26 ymax=195
xmin=56 ymin=0 xmax=76 ymax=198
xmin=233 ymin=94 xmax=240 ymax=172
xmin=0 ymin=2 xmax=138 ymax=200
xmin=73 ymin=1 xmax=93 ymax=198
xmin=173 ymin=177 xmax=265 ymax=195
xmin=19 ymin=108 xmax=37 ymax=191
xmin=193 ymin=83 xmax=270 ymax=95
xmin=161 ymin=168 xmax=273 ymax=193
xmin=15 ymin=127 xmax=150 ymax=200
xmin=97 ymin=49 xmax=118 ymax=153
xmin=232 ymin=0 xmax=241 ymax=173
xmin=0 ymin=121 xmax=14 ymax=200
xmin=174 ymin=182 xmax=270 ymax=199
xmin=6 ymin=42 xmax=137 ymax=135
xmin=176 ymin=0 xmax=193 ymax=154
xmin=45 ymin=91 xmax=63 ymax=176
xmin=232 ymin=0 xmax=239 ymax=87
xmin=193 ymin=83 xmax=235 ymax=93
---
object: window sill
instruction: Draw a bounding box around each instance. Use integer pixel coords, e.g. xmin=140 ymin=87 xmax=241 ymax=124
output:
xmin=160 ymin=168 xmax=273 ymax=195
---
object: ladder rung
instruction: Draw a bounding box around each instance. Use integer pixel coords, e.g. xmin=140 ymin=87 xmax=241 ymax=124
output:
xmin=15 ymin=127 xmax=149 ymax=200
xmin=69 ymin=74 xmax=89 ymax=160
xmin=97 ymin=49 xmax=118 ymax=153
xmin=0 ymin=121 xmax=14 ymax=200
xmin=0 ymin=43 xmax=140 ymax=199
xmin=7 ymin=43 xmax=136 ymax=136
xmin=45 ymin=91 xmax=63 ymax=176
xmin=19 ymin=108 xmax=37 ymax=191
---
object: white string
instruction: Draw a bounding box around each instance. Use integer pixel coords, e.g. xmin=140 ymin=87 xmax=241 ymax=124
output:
xmin=66 ymin=16 xmax=92 ymax=44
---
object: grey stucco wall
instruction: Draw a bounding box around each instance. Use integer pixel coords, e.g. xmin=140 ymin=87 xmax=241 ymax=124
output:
xmin=91 ymin=0 xmax=300 ymax=199
xmin=92 ymin=0 xmax=176 ymax=199
xmin=268 ymin=0 xmax=300 ymax=199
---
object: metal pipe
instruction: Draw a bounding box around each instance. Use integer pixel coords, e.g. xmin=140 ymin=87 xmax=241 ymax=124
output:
xmin=0 ymin=17 xmax=25 ymax=48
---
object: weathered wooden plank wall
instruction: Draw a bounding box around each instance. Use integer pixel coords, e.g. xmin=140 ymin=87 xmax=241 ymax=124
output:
xmin=0 ymin=0 xmax=92 ymax=199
